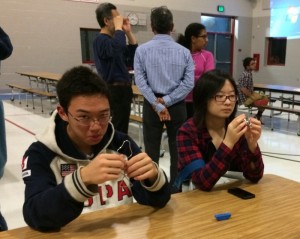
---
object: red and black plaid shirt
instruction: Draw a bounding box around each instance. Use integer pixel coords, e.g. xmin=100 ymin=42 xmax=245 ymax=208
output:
xmin=177 ymin=118 xmax=264 ymax=191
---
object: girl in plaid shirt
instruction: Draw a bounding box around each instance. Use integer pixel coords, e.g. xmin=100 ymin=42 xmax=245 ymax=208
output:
xmin=176 ymin=70 xmax=264 ymax=191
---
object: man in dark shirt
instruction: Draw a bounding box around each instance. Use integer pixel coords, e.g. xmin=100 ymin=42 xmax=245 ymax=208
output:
xmin=93 ymin=3 xmax=137 ymax=134
xmin=0 ymin=26 xmax=13 ymax=231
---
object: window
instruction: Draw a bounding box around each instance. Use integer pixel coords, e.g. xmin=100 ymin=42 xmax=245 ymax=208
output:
xmin=267 ymin=37 xmax=287 ymax=65
xmin=80 ymin=28 xmax=99 ymax=63
xmin=201 ymin=15 xmax=235 ymax=74
xmin=201 ymin=15 xmax=232 ymax=33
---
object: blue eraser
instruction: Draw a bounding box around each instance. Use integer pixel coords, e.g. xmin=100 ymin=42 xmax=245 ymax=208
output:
xmin=214 ymin=212 xmax=231 ymax=221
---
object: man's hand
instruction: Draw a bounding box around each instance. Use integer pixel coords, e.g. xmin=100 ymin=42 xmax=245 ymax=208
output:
xmin=126 ymin=152 xmax=158 ymax=184
xmin=113 ymin=15 xmax=124 ymax=31
xmin=157 ymin=97 xmax=165 ymax=105
xmin=80 ymin=153 xmax=126 ymax=185
xmin=154 ymin=97 xmax=171 ymax=121
xmin=122 ymin=18 xmax=132 ymax=32
xmin=158 ymin=108 xmax=171 ymax=122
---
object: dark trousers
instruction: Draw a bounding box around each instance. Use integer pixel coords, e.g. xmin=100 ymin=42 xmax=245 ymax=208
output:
xmin=186 ymin=102 xmax=194 ymax=120
xmin=0 ymin=211 xmax=7 ymax=231
xmin=108 ymin=85 xmax=133 ymax=134
xmin=143 ymin=100 xmax=186 ymax=185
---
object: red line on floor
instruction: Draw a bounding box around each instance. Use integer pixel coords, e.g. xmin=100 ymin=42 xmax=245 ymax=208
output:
xmin=5 ymin=118 xmax=36 ymax=136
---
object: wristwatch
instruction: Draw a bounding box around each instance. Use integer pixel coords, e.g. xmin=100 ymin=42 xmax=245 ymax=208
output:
xmin=127 ymin=12 xmax=139 ymax=26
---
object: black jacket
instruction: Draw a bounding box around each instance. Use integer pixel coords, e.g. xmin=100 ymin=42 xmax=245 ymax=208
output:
xmin=0 ymin=27 xmax=13 ymax=61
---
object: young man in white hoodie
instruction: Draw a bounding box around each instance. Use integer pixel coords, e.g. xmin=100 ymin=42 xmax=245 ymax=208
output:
xmin=22 ymin=66 xmax=171 ymax=232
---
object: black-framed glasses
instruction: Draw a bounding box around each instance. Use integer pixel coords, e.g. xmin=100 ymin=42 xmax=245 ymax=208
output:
xmin=214 ymin=94 xmax=238 ymax=102
xmin=68 ymin=111 xmax=112 ymax=127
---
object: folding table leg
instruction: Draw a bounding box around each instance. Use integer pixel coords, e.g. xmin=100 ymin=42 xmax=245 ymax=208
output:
xmin=40 ymin=97 xmax=44 ymax=113
xmin=297 ymin=115 xmax=300 ymax=136
xmin=270 ymin=108 xmax=274 ymax=130
xmin=31 ymin=94 xmax=35 ymax=109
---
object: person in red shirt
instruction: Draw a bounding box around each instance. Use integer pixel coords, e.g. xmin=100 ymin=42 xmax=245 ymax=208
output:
xmin=176 ymin=70 xmax=264 ymax=191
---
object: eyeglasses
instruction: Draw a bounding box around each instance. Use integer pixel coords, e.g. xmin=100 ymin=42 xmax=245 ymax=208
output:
xmin=214 ymin=94 xmax=238 ymax=102
xmin=68 ymin=111 xmax=112 ymax=127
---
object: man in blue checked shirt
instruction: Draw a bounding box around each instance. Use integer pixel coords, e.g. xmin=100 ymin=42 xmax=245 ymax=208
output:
xmin=134 ymin=6 xmax=194 ymax=190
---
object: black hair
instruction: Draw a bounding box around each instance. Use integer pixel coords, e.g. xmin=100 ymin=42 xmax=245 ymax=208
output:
xmin=56 ymin=66 xmax=111 ymax=111
xmin=95 ymin=2 xmax=116 ymax=28
xmin=177 ymin=23 xmax=206 ymax=49
xmin=243 ymin=57 xmax=254 ymax=69
xmin=193 ymin=69 xmax=238 ymax=129
xmin=151 ymin=6 xmax=173 ymax=34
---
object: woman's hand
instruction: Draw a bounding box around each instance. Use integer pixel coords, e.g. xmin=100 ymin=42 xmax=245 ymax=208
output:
xmin=223 ymin=114 xmax=249 ymax=149
xmin=244 ymin=117 xmax=262 ymax=153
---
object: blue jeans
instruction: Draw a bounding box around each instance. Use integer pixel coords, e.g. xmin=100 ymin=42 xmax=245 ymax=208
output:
xmin=0 ymin=211 xmax=8 ymax=231
xmin=0 ymin=101 xmax=7 ymax=178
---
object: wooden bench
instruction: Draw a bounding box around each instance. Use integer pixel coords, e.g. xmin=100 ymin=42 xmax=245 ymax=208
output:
xmin=129 ymin=114 xmax=142 ymax=123
xmin=6 ymin=84 xmax=29 ymax=104
xmin=259 ymin=105 xmax=300 ymax=136
xmin=7 ymin=84 xmax=56 ymax=113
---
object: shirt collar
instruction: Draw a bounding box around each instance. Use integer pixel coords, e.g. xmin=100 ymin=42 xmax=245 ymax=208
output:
xmin=153 ymin=34 xmax=174 ymax=41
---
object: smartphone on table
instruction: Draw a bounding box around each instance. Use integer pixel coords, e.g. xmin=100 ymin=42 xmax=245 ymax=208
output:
xmin=227 ymin=187 xmax=255 ymax=200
